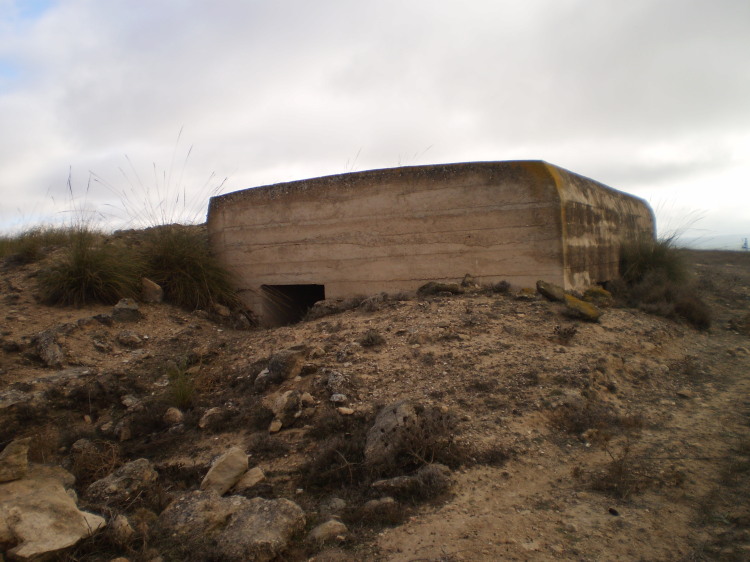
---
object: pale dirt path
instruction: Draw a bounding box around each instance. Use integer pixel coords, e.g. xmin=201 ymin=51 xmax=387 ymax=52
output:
xmin=374 ymin=329 xmax=750 ymax=561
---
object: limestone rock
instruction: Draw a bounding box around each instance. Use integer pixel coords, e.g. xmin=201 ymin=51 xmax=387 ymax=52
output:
xmin=364 ymin=400 xmax=419 ymax=467
xmin=266 ymin=390 xmax=302 ymax=426
xmin=198 ymin=407 xmax=226 ymax=430
xmin=371 ymin=463 xmax=452 ymax=497
xmin=460 ymin=273 xmax=479 ymax=288
xmin=536 ymin=280 xmax=566 ymax=302
xmin=112 ymin=299 xmax=143 ymax=322
xmin=307 ymin=519 xmax=348 ymax=544
xmin=201 ymin=447 xmax=248 ymax=495
xmin=110 ymin=514 xmax=135 ymax=545
xmin=85 ymin=458 xmax=157 ymax=506
xmin=233 ymin=466 xmax=265 ymax=492
xmin=267 ymin=346 xmax=308 ymax=383
xmin=319 ymin=497 xmax=347 ymax=518
xmin=417 ymin=281 xmax=463 ymax=296
xmin=583 ymin=285 xmax=614 ymax=307
xmin=212 ymin=303 xmax=231 ymax=317
xmin=33 ymin=329 xmax=64 ymax=368
xmin=0 ymin=437 xmax=30 ymax=483
xmin=515 ymin=287 xmax=538 ymax=301
xmin=564 ymin=294 xmax=602 ymax=322
xmin=159 ymin=491 xmax=305 ymax=562
xmin=141 ymin=277 xmax=163 ymax=303
xmin=116 ymin=331 xmax=143 ymax=348
xmin=163 ymin=407 xmax=184 ymax=425
xmin=0 ymin=476 xmax=105 ymax=559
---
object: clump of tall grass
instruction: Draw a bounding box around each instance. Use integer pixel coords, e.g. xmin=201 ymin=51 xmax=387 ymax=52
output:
xmin=140 ymin=225 xmax=237 ymax=310
xmin=37 ymin=225 xmax=142 ymax=306
xmin=614 ymin=235 xmax=711 ymax=330
xmin=0 ymin=226 xmax=72 ymax=265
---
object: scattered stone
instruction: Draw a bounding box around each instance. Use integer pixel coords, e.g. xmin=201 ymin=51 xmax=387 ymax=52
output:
xmin=536 ymin=280 xmax=565 ymax=302
xmin=583 ymin=285 xmax=614 ymax=307
xmin=361 ymin=496 xmax=398 ymax=518
xmin=307 ymin=519 xmax=348 ymax=544
xmin=301 ymin=392 xmax=316 ymax=406
xmin=326 ymin=370 xmax=349 ymax=395
xmin=267 ymin=346 xmax=308 ymax=383
xmin=0 ymin=475 xmax=105 ymax=560
xmin=159 ymin=491 xmax=305 ymax=562
xmin=269 ymin=419 xmax=283 ymax=433
xmin=233 ymin=467 xmax=266 ymax=492
xmin=319 ymin=497 xmax=347 ymax=518
xmin=364 ymin=400 xmax=418 ymax=466
xmin=0 ymin=437 xmax=30 ymax=482
xmin=163 ymin=407 xmax=184 ymax=425
xmin=201 ymin=447 xmax=248 ymax=496
xmin=254 ymin=368 xmax=272 ymax=391
xmin=120 ymin=394 xmax=142 ymax=411
xmin=33 ymin=329 xmax=65 ymax=368
xmin=330 ymin=393 xmax=348 ymax=405
xmin=515 ymin=287 xmax=537 ymax=301
xmin=371 ymin=475 xmax=415 ymax=494
xmin=199 ymin=407 xmax=226 ymax=430
xmin=110 ymin=514 xmax=135 ymax=544
xmin=461 ymin=273 xmax=479 ymax=288
xmin=564 ymin=294 xmax=602 ymax=322
xmin=266 ymin=390 xmax=302 ymax=426
xmin=85 ymin=458 xmax=158 ymax=506
xmin=417 ymin=281 xmax=463 ymax=296
xmin=337 ymin=407 xmax=355 ymax=415
xmin=116 ymin=330 xmax=143 ymax=348
xmin=93 ymin=313 xmax=115 ymax=326
xmin=112 ymin=299 xmax=143 ymax=322
xmin=213 ymin=303 xmax=231 ymax=317
xmin=141 ymin=277 xmax=163 ymax=303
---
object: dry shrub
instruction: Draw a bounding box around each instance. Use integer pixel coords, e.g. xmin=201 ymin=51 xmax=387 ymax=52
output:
xmin=69 ymin=440 xmax=121 ymax=489
xmin=548 ymin=399 xmax=643 ymax=436
xmin=38 ymin=227 xmax=142 ymax=306
xmin=359 ymin=328 xmax=385 ymax=348
xmin=140 ymin=225 xmax=238 ymax=310
xmin=0 ymin=226 xmax=72 ymax=265
xmin=616 ymin=236 xmax=711 ymax=330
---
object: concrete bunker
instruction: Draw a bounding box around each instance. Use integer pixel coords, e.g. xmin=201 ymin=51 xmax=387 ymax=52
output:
xmin=207 ymin=160 xmax=655 ymax=326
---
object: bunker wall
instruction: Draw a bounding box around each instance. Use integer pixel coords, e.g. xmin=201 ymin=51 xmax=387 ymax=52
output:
xmin=208 ymin=162 xmax=567 ymax=322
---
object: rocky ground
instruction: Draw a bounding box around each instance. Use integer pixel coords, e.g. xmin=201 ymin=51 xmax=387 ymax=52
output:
xmin=1 ymin=249 xmax=749 ymax=561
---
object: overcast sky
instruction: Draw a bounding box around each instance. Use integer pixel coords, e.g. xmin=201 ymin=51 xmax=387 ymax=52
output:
xmin=1 ymin=0 xmax=748 ymax=248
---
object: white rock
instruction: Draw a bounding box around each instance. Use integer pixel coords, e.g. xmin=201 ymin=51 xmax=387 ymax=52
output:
xmin=200 ymin=447 xmax=248 ymax=495
xmin=0 ymin=476 xmax=105 ymax=559
xmin=233 ymin=467 xmax=266 ymax=492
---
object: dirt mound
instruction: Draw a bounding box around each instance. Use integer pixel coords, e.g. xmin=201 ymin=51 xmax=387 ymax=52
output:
xmin=0 ymin=249 xmax=749 ymax=560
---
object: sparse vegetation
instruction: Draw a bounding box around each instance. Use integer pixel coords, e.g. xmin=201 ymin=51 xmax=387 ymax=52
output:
xmin=359 ymin=328 xmax=386 ymax=348
xmin=37 ymin=226 xmax=142 ymax=306
xmin=615 ymin=235 xmax=712 ymax=329
xmin=0 ymin=226 xmax=72 ymax=265
xmin=140 ymin=225 xmax=238 ymax=310
xmin=166 ymin=359 xmax=196 ymax=410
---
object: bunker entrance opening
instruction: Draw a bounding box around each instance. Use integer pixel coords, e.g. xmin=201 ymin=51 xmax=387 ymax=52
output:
xmin=261 ymin=284 xmax=325 ymax=326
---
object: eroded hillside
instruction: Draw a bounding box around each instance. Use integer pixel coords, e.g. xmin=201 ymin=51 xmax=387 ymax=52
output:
xmin=1 ymin=249 xmax=749 ymax=561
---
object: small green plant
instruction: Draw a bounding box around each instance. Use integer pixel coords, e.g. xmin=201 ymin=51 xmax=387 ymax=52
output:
xmin=166 ymin=360 xmax=195 ymax=410
xmin=140 ymin=225 xmax=238 ymax=310
xmin=37 ymin=226 xmax=142 ymax=306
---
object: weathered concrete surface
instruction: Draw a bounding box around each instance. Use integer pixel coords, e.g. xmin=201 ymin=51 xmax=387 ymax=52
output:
xmin=208 ymin=161 xmax=653 ymax=325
